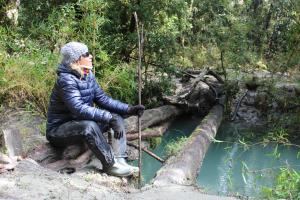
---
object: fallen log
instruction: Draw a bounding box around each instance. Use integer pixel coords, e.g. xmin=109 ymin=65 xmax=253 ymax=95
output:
xmin=126 ymin=121 xmax=171 ymax=141
xmin=153 ymin=100 xmax=224 ymax=186
xmin=125 ymin=105 xmax=182 ymax=134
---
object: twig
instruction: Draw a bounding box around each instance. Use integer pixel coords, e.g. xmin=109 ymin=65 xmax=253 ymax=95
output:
xmin=231 ymin=90 xmax=248 ymax=121
xmin=127 ymin=142 xmax=164 ymax=163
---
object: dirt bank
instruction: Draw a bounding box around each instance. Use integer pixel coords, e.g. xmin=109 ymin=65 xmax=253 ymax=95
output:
xmin=0 ymin=159 xmax=237 ymax=200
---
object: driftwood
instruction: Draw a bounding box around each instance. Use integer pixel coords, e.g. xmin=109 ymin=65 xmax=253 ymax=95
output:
xmin=153 ymin=100 xmax=224 ymax=186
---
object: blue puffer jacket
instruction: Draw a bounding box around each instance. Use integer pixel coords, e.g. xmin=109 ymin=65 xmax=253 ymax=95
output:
xmin=46 ymin=64 xmax=129 ymax=133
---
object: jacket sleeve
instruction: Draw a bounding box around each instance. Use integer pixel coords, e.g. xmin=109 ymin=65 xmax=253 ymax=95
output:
xmin=58 ymin=75 xmax=112 ymax=123
xmin=92 ymin=75 xmax=129 ymax=115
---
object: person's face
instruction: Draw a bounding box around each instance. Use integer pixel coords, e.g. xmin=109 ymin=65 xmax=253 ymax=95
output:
xmin=76 ymin=52 xmax=93 ymax=67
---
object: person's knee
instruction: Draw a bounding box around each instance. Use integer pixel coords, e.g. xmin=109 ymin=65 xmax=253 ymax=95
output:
xmin=81 ymin=120 xmax=101 ymax=136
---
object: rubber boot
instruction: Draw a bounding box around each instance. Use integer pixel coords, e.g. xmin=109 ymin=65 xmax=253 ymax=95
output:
xmin=116 ymin=158 xmax=139 ymax=173
xmin=105 ymin=162 xmax=133 ymax=177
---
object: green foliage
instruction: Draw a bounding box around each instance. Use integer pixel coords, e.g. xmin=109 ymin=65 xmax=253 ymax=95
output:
xmin=262 ymin=128 xmax=290 ymax=146
xmin=0 ymin=47 xmax=58 ymax=116
xmin=262 ymin=168 xmax=300 ymax=199
xmin=143 ymin=75 xmax=174 ymax=108
xmin=0 ymin=0 xmax=300 ymax=111
xmin=147 ymin=136 xmax=162 ymax=149
xmin=38 ymin=121 xmax=47 ymax=136
xmin=99 ymin=64 xmax=137 ymax=105
xmin=165 ymin=136 xmax=188 ymax=157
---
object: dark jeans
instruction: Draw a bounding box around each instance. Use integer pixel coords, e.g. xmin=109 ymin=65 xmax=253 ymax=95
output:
xmin=46 ymin=115 xmax=127 ymax=170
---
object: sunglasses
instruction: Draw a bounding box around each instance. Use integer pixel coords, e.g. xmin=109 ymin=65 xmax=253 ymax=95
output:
xmin=81 ymin=52 xmax=91 ymax=58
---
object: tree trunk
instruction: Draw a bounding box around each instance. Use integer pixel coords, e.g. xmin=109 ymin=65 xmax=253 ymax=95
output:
xmin=152 ymin=102 xmax=224 ymax=186
xmin=125 ymin=105 xmax=182 ymax=134
xmin=127 ymin=121 xmax=172 ymax=141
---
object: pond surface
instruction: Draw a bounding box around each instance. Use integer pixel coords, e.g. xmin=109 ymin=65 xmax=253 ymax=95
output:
xmin=132 ymin=115 xmax=201 ymax=184
xmin=135 ymin=119 xmax=300 ymax=198
xmin=197 ymin=122 xmax=300 ymax=197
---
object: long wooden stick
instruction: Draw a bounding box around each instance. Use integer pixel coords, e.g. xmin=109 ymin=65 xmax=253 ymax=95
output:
xmin=127 ymin=143 xmax=165 ymax=163
xmin=134 ymin=12 xmax=143 ymax=189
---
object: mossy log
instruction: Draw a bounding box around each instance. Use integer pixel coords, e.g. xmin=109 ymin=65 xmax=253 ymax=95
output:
xmin=153 ymin=102 xmax=224 ymax=186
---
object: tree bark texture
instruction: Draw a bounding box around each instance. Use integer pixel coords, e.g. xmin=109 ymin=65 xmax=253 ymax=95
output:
xmin=152 ymin=103 xmax=224 ymax=186
xmin=125 ymin=105 xmax=182 ymax=134
xmin=126 ymin=121 xmax=171 ymax=141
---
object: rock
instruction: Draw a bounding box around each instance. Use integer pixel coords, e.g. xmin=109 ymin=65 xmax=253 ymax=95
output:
xmin=0 ymin=108 xmax=46 ymax=157
xmin=275 ymin=82 xmax=300 ymax=97
xmin=2 ymin=128 xmax=23 ymax=157
xmin=231 ymin=90 xmax=263 ymax=124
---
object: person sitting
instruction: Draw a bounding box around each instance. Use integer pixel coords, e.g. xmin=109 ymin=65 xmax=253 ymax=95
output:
xmin=46 ymin=42 xmax=145 ymax=177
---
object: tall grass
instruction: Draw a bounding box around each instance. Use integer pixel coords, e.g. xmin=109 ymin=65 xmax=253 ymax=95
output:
xmin=0 ymin=49 xmax=58 ymax=116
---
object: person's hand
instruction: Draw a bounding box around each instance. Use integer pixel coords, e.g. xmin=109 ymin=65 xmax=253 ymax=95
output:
xmin=109 ymin=116 xmax=124 ymax=139
xmin=127 ymin=105 xmax=145 ymax=117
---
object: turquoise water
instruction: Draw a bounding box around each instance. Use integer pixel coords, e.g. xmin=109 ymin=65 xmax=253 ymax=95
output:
xmin=136 ymin=119 xmax=300 ymax=198
xmin=197 ymin=122 xmax=300 ymax=197
xmin=132 ymin=116 xmax=201 ymax=184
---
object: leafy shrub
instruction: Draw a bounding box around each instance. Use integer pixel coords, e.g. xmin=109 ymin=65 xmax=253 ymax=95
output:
xmin=99 ymin=64 xmax=137 ymax=105
xmin=0 ymin=49 xmax=58 ymax=116
xmin=262 ymin=168 xmax=300 ymax=199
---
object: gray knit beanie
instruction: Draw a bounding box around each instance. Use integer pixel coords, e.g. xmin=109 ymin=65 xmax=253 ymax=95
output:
xmin=60 ymin=42 xmax=88 ymax=65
